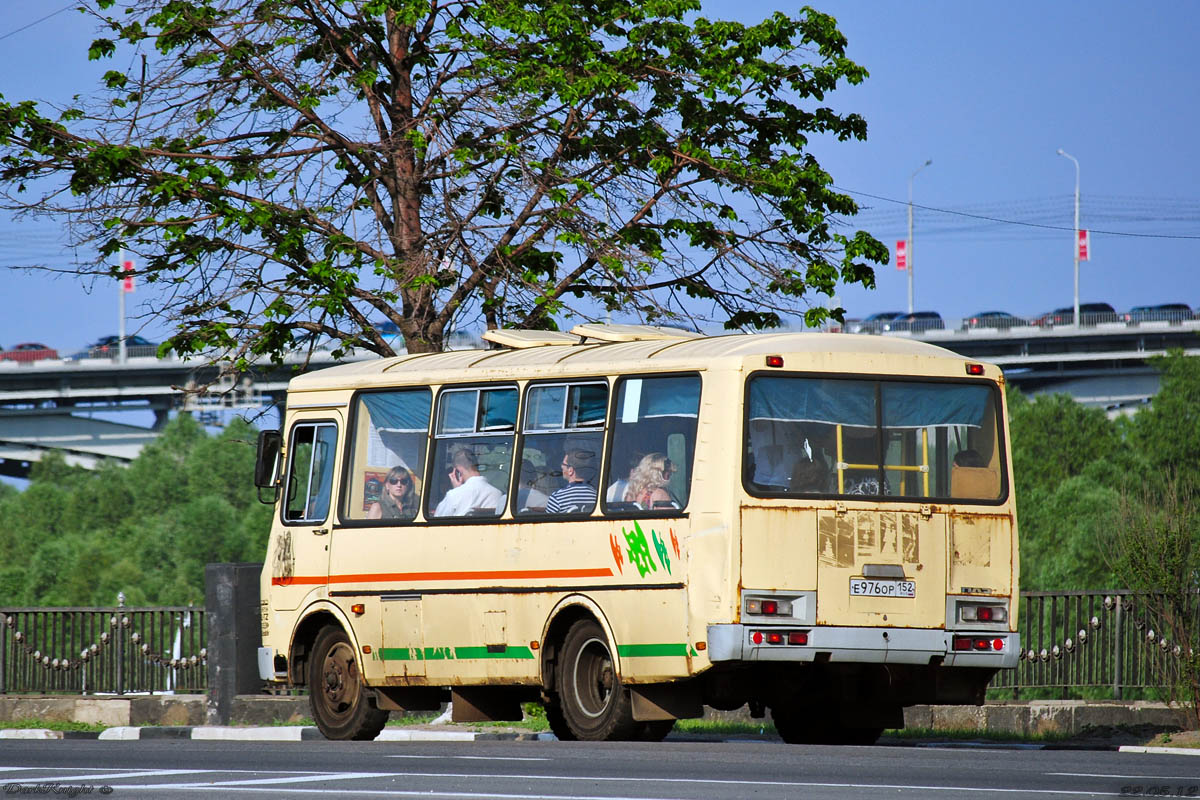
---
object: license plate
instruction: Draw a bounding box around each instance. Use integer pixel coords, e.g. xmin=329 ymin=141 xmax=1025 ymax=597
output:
xmin=850 ymin=578 xmax=916 ymax=598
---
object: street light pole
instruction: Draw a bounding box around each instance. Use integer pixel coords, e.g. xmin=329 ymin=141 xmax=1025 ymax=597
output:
xmin=1057 ymin=148 xmax=1080 ymax=325
xmin=118 ymin=248 xmax=128 ymax=364
xmin=907 ymin=159 xmax=932 ymax=314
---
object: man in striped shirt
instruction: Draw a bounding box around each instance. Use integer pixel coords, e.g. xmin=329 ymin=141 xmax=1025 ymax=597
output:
xmin=545 ymin=449 xmax=598 ymax=514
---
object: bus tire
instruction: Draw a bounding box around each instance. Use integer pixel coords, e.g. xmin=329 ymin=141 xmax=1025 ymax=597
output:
xmin=543 ymin=696 xmax=577 ymax=741
xmin=770 ymin=704 xmax=824 ymax=745
xmin=837 ymin=726 xmax=884 ymax=746
xmin=309 ymin=626 xmax=388 ymax=741
xmin=557 ymin=619 xmax=638 ymax=741
xmin=638 ymin=720 xmax=676 ymax=741
xmin=772 ymin=704 xmax=883 ymax=746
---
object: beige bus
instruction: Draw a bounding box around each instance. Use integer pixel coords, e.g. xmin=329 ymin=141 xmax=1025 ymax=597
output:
xmin=253 ymin=323 xmax=1019 ymax=743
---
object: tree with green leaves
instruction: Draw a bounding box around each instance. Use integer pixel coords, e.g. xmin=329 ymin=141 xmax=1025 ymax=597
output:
xmin=1005 ymin=387 xmax=1124 ymax=501
xmin=0 ymin=0 xmax=884 ymax=361
xmin=0 ymin=416 xmax=270 ymax=607
xmin=1109 ymin=473 xmax=1200 ymax=726
xmin=1004 ymin=386 xmax=1133 ymax=590
xmin=1130 ymin=351 xmax=1200 ymax=476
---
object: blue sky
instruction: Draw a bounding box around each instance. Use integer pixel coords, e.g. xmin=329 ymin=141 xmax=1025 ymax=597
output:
xmin=1 ymin=1 xmax=1198 ymax=351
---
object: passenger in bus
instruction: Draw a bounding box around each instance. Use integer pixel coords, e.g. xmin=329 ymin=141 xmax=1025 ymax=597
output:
xmin=545 ymin=449 xmax=598 ymax=514
xmin=789 ymin=456 xmax=830 ymax=493
xmin=516 ymin=459 xmax=549 ymax=512
xmin=623 ymin=452 xmax=676 ymax=509
xmin=841 ymin=435 xmax=889 ymax=496
xmin=605 ymin=452 xmax=641 ymax=503
xmin=367 ymin=465 xmax=419 ymax=520
xmin=433 ymin=447 xmax=504 ymax=517
xmin=748 ymin=420 xmax=792 ymax=489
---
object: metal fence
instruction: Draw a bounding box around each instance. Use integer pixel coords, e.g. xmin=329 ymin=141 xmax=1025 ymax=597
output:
xmin=1 ymin=605 xmax=206 ymax=695
xmin=1 ymin=591 xmax=1191 ymax=698
xmin=990 ymin=590 xmax=1196 ymax=698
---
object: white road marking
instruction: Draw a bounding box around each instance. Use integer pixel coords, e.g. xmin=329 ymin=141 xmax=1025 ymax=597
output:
xmin=386 ymin=755 xmax=551 ymax=761
xmin=91 ymin=784 xmax=1120 ymax=799
xmin=3 ymin=767 xmax=1117 ymax=797
xmin=1051 ymin=770 xmax=1200 ymax=778
xmin=159 ymin=772 xmax=394 ymax=787
xmin=6 ymin=770 xmax=201 ymax=782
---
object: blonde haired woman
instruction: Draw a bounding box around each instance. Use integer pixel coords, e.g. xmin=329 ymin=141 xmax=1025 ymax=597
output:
xmin=623 ymin=452 xmax=676 ymax=509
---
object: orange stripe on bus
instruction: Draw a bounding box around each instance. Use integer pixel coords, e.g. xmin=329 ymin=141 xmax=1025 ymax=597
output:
xmin=271 ymin=567 xmax=614 ymax=586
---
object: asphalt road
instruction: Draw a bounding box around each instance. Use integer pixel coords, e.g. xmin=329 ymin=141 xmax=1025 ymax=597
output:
xmin=1 ymin=738 xmax=1197 ymax=799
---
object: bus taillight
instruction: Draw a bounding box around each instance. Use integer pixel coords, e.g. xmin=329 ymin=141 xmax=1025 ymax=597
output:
xmin=745 ymin=597 xmax=793 ymax=616
xmin=751 ymin=630 xmax=809 ymax=646
xmin=953 ymin=635 xmax=1005 ymax=652
xmin=959 ymin=603 xmax=1008 ymax=623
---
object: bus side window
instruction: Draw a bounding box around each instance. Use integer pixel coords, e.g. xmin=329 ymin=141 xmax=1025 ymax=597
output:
xmin=427 ymin=385 xmax=517 ymax=519
xmin=283 ymin=422 xmax=338 ymax=523
xmin=603 ymin=374 xmax=700 ymax=512
xmin=346 ymin=389 xmax=432 ymax=522
xmin=516 ymin=381 xmax=607 ymax=517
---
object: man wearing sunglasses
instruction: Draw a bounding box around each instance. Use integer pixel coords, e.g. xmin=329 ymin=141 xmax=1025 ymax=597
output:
xmin=433 ymin=447 xmax=504 ymax=517
xmin=544 ymin=449 xmax=598 ymax=515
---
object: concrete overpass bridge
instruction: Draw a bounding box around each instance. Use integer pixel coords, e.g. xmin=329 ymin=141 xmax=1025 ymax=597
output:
xmin=0 ymin=352 xmax=337 ymax=477
xmin=1 ymin=321 xmax=1196 ymax=476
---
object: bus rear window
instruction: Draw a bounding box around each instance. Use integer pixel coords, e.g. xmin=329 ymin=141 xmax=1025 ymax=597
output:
xmin=745 ymin=376 xmax=1004 ymax=501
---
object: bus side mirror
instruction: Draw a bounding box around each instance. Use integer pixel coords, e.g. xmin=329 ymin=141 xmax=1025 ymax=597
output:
xmin=255 ymin=429 xmax=282 ymax=503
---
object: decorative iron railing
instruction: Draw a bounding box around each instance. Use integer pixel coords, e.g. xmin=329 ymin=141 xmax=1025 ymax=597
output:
xmin=1 ymin=590 xmax=1192 ymax=698
xmin=990 ymin=590 xmax=1196 ymax=698
xmin=1 ymin=603 xmax=206 ymax=695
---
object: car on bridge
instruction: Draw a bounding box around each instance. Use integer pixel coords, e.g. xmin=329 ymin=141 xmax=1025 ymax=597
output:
xmin=1032 ymin=302 xmax=1118 ymax=327
xmin=882 ymin=311 xmax=945 ymax=332
xmin=850 ymin=311 xmax=904 ymax=334
xmin=961 ymin=311 xmax=1028 ymax=331
xmin=0 ymin=342 xmax=58 ymax=363
xmin=69 ymin=334 xmax=160 ymax=360
xmin=1122 ymin=303 xmax=1194 ymax=323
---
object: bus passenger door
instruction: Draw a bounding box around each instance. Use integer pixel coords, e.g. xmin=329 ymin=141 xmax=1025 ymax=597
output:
xmin=815 ymin=508 xmax=947 ymax=630
xmin=269 ymin=416 xmax=341 ymax=611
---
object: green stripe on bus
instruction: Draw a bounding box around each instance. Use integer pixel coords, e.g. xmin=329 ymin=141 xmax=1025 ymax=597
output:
xmin=378 ymin=646 xmax=535 ymax=661
xmin=453 ymin=646 xmax=535 ymax=660
xmin=616 ymin=643 xmax=689 ymax=657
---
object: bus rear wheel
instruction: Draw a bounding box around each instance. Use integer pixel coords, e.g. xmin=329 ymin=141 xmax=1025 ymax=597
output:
xmin=638 ymin=720 xmax=676 ymax=741
xmin=557 ymin=619 xmax=638 ymax=741
xmin=771 ymin=704 xmax=882 ymax=745
xmin=309 ymin=626 xmax=388 ymax=740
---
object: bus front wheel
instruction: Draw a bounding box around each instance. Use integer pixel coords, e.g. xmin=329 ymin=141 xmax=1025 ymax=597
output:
xmin=556 ymin=619 xmax=638 ymax=741
xmin=309 ymin=626 xmax=389 ymax=740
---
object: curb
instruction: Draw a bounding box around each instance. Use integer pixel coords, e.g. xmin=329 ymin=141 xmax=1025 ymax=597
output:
xmin=1118 ymin=745 xmax=1200 ymax=756
xmin=90 ymin=726 xmax=548 ymax=742
xmin=7 ymin=727 xmax=1200 ymax=754
xmin=0 ymin=730 xmax=101 ymax=740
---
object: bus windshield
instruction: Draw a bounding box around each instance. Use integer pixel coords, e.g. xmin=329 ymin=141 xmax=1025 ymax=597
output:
xmin=745 ymin=375 xmax=1004 ymax=501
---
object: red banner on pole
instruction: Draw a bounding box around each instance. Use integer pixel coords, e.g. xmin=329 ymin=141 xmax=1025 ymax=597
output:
xmin=895 ymin=240 xmax=907 ymax=270
xmin=122 ymin=259 xmax=135 ymax=292
xmin=1077 ymin=229 xmax=1090 ymax=262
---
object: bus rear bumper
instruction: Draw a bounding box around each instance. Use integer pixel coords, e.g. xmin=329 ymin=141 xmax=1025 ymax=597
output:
xmin=707 ymin=624 xmax=1019 ymax=669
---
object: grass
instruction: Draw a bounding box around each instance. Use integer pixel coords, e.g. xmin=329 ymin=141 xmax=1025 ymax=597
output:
xmin=884 ymin=726 xmax=1073 ymax=743
xmin=0 ymin=718 xmax=107 ymax=733
xmin=673 ymin=718 xmax=776 ymax=736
